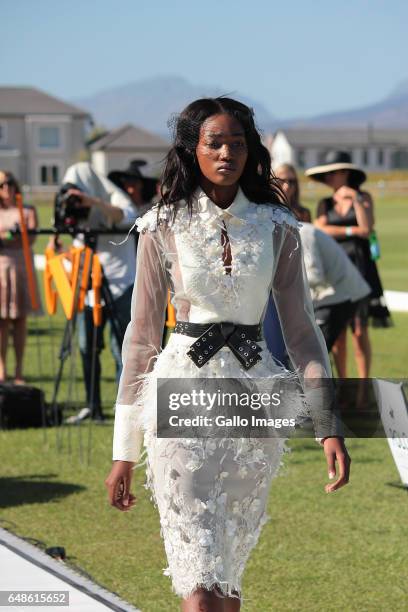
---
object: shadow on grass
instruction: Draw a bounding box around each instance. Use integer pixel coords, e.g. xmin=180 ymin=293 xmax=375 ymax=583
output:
xmin=386 ymin=481 xmax=408 ymax=492
xmin=287 ymin=442 xmax=322 ymax=451
xmin=24 ymin=375 xmax=117 ymax=385
xmin=23 ymin=375 xmax=61 ymax=383
xmin=27 ymin=327 xmax=64 ymax=337
xmin=0 ymin=473 xmax=85 ymax=509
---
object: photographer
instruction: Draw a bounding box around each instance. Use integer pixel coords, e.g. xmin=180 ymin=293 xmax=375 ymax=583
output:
xmin=59 ymin=162 xmax=138 ymax=423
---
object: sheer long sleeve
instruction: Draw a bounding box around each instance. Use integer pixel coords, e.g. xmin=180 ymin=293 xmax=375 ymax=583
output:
xmin=272 ymin=225 xmax=342 ymax=439
xmin=112 ymin=228 xmax=169 ymax=462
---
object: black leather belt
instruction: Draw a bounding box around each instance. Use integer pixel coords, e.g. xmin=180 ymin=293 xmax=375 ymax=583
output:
xmin=174 ymin=321 xmax=263 ymax=370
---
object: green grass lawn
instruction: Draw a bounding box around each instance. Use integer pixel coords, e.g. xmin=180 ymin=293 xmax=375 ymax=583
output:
xmin=1 ymin=428 xmax=407 ymax=611
xmin=2 ymin=319 xmax=407 ymax=611
xmin=0 ymin=193 xmax=407 ymax=611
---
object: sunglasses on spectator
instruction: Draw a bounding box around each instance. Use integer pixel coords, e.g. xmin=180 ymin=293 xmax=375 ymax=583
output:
xmin=0 ymin=180 xmax=15 ymax=189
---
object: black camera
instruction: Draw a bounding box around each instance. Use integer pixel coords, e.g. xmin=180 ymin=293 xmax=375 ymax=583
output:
xmin=54 ymin=182 xmax=90 ymax=231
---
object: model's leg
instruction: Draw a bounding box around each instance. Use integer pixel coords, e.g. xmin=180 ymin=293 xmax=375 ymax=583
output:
xmin=331 ymin=327 xmax=347 ymax=377
xmin=150 ymin=437 xmax=282 ymax=612
xmin=351 ymin=322 xmax=371 ymax=378
xmin=181 ymin=587 xmax=226 ymax=612
xmin=0 ymin=319 xmax=10 ymax=381
xmin=12 ymin=316 xmax=27 ymax=383
xmin=222 ymin=590 xmax=241 ymax=611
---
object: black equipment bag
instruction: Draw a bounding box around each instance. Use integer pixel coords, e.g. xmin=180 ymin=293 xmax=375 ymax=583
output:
xmin=0 ymin=384 xmax=46 ymax=429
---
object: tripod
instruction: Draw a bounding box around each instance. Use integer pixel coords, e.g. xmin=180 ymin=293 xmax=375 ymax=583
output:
xmin=50 ymin=230 xmax=127 ymax=426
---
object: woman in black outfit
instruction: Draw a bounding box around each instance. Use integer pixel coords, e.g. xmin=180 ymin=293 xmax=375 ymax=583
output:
xmin=307 ymin=151 xmax=391 ymax=378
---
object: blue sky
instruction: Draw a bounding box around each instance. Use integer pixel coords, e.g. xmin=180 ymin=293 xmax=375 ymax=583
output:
xmin=2 ymin=0 xmax=407 ymax=118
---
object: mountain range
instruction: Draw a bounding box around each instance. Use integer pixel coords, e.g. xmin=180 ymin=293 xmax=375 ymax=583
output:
xmin=74 ymin=75 xmax=408 ymax=137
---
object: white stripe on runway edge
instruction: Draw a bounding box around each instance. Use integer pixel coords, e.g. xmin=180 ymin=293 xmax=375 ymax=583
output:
xmin=0 ymin=528 xmax=140 ymax=612
xmin=384 ymin=290 xmax=408 ymax=313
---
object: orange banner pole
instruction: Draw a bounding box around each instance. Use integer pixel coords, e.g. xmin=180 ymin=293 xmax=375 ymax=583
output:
xmin=166 ymin=290 xmax=176 ymax=327
xmin=44 ymin=246 xmax=58 ymax=315
xmin=16 ymin=193 xmax=40 ymax=311
xmin=92 ymin=254 xmax=103 ymax=327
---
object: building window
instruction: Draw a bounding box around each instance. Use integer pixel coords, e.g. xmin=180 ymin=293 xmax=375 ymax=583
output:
xmin=377 ymin=149 xmax=384 ymax=166
xmin=362 ymin=149 xmax=369 ymax=165
xmin=391 ymin=149 xmax=408 ymax=169
xmin=0 ymin=121 xmax=7 ymax=145
xmin=38 ymin=126 xmax=60 ymax=148
xmin=297 ymin=149 xmax=305 ymax=168
xmin=40 ymin=165 xmax=60 ymax=185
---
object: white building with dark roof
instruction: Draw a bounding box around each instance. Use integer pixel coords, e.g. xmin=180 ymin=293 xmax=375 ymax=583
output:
xmin=0 ymin=86 xmax=91 ymax=191
xmin=90 ymin=124 xmax=169 ymax=177
xmin=270 ymin=127 xmax=408 ymax=172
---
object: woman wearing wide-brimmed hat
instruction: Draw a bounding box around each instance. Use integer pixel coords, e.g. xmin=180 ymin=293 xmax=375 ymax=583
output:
xmin=108 ymin=159 xmax=159 ymax=215
xmin=307 ymin=151 xmax=391 ymax=378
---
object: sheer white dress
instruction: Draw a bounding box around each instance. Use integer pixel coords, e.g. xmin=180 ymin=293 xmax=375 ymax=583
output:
xmin=112 ymin=188 xmax=335 ymax=600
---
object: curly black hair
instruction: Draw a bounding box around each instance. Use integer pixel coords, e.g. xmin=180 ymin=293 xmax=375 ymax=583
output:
xmin=159 ymin=97 xmax=287 ymax=215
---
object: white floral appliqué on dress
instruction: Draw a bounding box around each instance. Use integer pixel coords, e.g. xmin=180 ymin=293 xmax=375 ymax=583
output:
xmin=112 ymin=188 xmax=333 ymax=601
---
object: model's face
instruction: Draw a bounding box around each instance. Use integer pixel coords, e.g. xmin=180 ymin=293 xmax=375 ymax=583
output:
xmin=275 ymin=167 xmax=297 ymax=200
xmin=195 ymin=114 xmax=248 ymax=188
xmin=0 ymin=172 xmax=16 ymax=206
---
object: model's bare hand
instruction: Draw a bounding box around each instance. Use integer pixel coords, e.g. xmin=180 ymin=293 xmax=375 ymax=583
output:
xmin=105 ymin=461 xmax=136 ymax=511
xmin=323 ymin=437 xmax=351 ymax=493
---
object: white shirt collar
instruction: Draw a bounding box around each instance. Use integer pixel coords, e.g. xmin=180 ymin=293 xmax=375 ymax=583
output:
xmin=195 ymin=187 xmax=249 ymax=224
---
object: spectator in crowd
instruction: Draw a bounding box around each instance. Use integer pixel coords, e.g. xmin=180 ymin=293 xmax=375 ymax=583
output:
xmin=264 ymin=163 xmax=371 ymax=364
xmin=275 ymin=163 xmax=311 ymax=222
xmin=108 ymin=160 xmax=158 ymax=254
xmin=0 ymin=170 xmax=41 ymax=384
xmin=263 ymin=163 xmax=311 ymax=365
xmin=299 ymin=222 xmax=371 ymax=352
xmin=309 ymin=151 xmax=391 ymax=378
xmin=108 ymin=160 xmax=158 ymax=216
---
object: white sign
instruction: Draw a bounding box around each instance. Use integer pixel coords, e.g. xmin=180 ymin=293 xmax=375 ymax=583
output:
xmin=372 ymin=379 xmax=408 ymax=487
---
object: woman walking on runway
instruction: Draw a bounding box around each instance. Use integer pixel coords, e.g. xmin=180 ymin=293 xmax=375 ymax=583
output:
xmin=105 ymin=98 xmax=350 ymax=611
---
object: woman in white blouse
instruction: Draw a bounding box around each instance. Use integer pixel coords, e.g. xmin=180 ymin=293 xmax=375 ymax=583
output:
xmin=105 ymin=98 xmax=350 ymax=612
xmin=300 ymin=222 xmax=371 ymax=351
